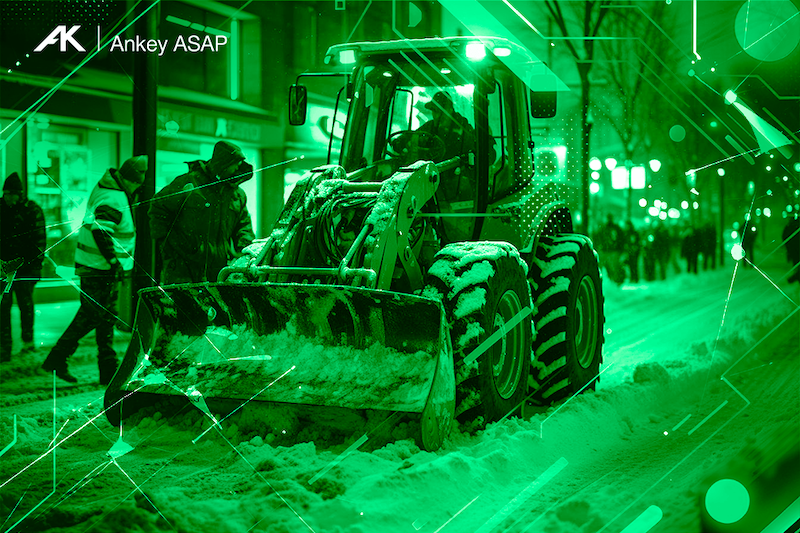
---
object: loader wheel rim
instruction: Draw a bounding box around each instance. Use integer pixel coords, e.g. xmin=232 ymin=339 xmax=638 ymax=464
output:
xmin=575 ymin=275 xmax=599 ymax=369
xmin=492 ymin=290 xmax=525 ymax=400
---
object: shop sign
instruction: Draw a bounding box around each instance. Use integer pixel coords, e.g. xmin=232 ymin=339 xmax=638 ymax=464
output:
xmin=161 ymin=108 xmax=265 ymax=144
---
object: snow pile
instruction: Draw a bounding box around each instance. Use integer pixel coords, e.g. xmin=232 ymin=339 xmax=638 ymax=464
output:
xmin=135 ymin=322 xmax=440 ymax=413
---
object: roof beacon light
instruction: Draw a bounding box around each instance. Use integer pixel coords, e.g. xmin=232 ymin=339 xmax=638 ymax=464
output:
xmin=494 ymin=47 xmax=511 ymax=57
xmin=339 ymin=49 xmax=357 ymax=64
xmin=466 ymin=42 xmax=486 ymax=61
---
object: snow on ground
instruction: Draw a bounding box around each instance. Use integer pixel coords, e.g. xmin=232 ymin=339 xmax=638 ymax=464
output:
xmin=1 ymin=257 xmax=798 ymax=533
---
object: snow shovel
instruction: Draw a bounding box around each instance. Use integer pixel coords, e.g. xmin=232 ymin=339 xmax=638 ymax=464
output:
xmin=104 ymin=282 xmax=455 ymax=450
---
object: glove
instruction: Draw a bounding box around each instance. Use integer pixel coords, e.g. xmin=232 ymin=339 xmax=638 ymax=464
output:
xmin=1 ymin=258 xmax=24 ymax=280
xmin=108 ymin=257 xmax=123 ymax=280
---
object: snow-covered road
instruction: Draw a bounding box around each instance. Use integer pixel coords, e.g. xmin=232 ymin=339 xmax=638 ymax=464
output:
xmin=1 ymin=260 xmax=798 ymax=533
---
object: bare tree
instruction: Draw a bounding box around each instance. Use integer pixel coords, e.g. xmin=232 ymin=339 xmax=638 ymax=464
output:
xmin=593 ymin=1 xmax=676 ymax=220
xmin=544 ymin=0 xmax=612 ymax=233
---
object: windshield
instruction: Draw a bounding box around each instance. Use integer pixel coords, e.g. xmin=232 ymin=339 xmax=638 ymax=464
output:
xmin=340 ymin=55 xmax=478 ymax=178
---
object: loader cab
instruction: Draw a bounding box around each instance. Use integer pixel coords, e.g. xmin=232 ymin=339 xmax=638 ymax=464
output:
xmin=328 ymin=38 xmax=550 ymax=243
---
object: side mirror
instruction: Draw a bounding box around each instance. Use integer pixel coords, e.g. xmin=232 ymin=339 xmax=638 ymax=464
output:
xmin=289 ymin=85 xmax=308 ymax=126
xmin=530 ymin=90 xmax=557 ymax=118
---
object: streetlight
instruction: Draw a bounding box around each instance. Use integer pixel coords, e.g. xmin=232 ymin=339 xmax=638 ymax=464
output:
xmin=611 ymin=163 xmax=646 ymax=221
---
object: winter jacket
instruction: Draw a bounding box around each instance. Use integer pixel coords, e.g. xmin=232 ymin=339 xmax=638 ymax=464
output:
xmin=75 ymin=169 xmax=136 ymax=274
xmin=149 ymin=160 xmax=255 ymax=284
xmin=0 ymin=174 xmax=46 ymax=278
xmin=623 ymin=227 xmax=641 ymax=257
xmin=418 ymin=112 xmax=476 ymax=162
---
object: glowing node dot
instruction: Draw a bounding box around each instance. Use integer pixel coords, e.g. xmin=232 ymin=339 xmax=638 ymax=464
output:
xmin=731 ymin=244 xmax=746 ymax=261
xmin=688 ymin=69 xmax=696 ymax=77
xmin=705 ymin=479 xmax=750 ymax=524
xmin=669 ymin=125 xmax=686 ymax=142
xmin=663 ymin=431 xmax=668 ymax=435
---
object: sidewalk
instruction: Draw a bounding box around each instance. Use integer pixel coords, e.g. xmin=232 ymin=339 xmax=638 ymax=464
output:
xmin=1 ymin=300 xmax=133 ymax=394
xmin=6 ymin=300 xmax=81 ymax=353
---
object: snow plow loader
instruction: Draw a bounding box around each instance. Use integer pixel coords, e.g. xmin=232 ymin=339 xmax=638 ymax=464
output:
xmin=105 ymin=37 xmax=605 ymax=451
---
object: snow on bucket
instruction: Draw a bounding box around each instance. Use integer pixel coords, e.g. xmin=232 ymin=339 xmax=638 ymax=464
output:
xmin=105 ymin=283 xmax=454 ymax=447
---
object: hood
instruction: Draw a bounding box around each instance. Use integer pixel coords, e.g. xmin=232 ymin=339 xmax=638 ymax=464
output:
xmin=99 ymin=169 xmax=125 ymax=191
xmin=187 ymin=160 xmax=217 ymax=185
xmin=228 ymin=161 xmax=254 ymax=188
xmin=2 ymin=172 xmax=25 ymax=199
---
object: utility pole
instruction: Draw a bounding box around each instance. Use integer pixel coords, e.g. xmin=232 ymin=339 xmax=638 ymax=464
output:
xmin=132 ymin=1 xmax=159 ymax=311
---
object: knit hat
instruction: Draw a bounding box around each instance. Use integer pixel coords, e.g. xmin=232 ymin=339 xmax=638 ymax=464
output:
xmin=209 ymin=141 xmax=245 ymax=172
xmin=3 ymin=172 xmax=23 ymax=192
xmin=424 ymin=91 xmax=454 ymax=111
xmin=119 ymin=155 xmax=148 ymax=184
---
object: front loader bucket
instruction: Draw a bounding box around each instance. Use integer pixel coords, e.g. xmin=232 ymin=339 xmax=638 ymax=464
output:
xmin=105 ymin=283 xmax=455 ymax=450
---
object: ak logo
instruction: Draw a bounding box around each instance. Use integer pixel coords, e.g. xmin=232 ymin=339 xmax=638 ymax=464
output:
xmin=34 ymin=25 xmax=86 ymax=52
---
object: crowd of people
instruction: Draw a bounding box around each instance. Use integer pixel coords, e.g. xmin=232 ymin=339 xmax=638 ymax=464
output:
xmin=592 ymin=215 xmax=707 ymax=284
xmin=593 ymin=213 xmax=800 ymax=286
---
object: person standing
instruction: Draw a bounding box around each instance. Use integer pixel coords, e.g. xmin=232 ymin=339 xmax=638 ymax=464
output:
xmin=595 ymin=214 xmax=625 ymax=284
xmin=652 ymin=222 xmax=671 ymax=280
xmin=42 ymin=156 xmax=147 ymax=383
xmin=700 ymin=223 xmax=717 ymax=270
xmin=149 ymin=140 xmax=255 ymax=285
xmin=681 ymin=226 xmax=699 ymax=274
xmin=1 ymin=172 xmax=46 ymax=362
xmin=623 ymin=221 xmax=641 ymax=283
xmin=783 ymin=215 xmax=800 ymax=283
xmin=741 ymin=221 xmax=758 ymax=268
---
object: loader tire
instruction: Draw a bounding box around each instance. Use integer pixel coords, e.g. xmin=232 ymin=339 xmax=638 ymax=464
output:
xmin=426 ymin=242 xmax=532 ymax=426
xmin=529 ymin=235 xmax=604 ymax=403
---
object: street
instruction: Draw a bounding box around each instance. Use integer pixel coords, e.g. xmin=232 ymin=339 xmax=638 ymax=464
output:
xmin=1 ymin=253 xmax=798 ymax=533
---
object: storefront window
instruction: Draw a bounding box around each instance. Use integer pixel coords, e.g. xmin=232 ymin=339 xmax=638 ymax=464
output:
xmin=160 ymin=3 xmax=261 ymax=105
xmin=26 ymin=122 xmax=118 ymax=274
